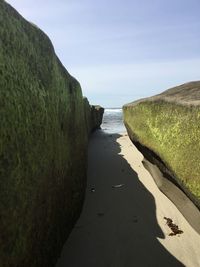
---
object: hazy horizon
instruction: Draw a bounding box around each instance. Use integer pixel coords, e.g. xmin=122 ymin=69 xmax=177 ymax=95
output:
xmin=7 ymin=0 xmax=200 ymax=107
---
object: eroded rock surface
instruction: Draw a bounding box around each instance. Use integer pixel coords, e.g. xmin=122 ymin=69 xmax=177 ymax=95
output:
xmin=123 ymin=81 xmax=200 ymax=208
xmin=0 ymin=2 xmax=103 ymax=267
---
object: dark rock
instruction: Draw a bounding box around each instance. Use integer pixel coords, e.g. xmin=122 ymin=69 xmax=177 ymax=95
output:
xmin=97 ymin=213 xmax=104 ymax=217
xmin=83 ymin=98 xmax=104 ymax=134
xmin=0 ymin=2 xmax=103 ymax=267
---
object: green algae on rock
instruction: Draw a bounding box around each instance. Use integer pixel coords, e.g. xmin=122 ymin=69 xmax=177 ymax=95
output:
xmin=0 ymin=1 xmax=103 ymax=267
xmin=83 ymin=98 xmax=104 ymax=134
xmin=123 ymin=81 xmax=200 ymax=208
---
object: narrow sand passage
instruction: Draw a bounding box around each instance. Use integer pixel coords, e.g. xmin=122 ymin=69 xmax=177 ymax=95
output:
xmin=56 ymin=131 xmax=200 ymax=267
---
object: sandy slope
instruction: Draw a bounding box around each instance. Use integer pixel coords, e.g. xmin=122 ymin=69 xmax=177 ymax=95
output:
xmin=56 ymin=131 xmax=200 ymax=267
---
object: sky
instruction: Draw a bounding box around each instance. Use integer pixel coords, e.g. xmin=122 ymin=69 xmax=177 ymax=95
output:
xmin=6 ymin=0 xmax=200 ymax=107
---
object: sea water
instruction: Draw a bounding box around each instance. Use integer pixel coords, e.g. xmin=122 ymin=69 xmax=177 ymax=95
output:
xmin=101 ymin=108 xmax=126 ymax=134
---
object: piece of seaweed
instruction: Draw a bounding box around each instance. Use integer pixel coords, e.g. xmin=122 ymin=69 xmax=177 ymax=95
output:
xmin=164 ymin=217 xmax=184 ymax=236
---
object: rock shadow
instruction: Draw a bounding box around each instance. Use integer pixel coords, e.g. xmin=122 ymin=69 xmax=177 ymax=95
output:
xmin=56 ymin=130 xmax=184 ymax=267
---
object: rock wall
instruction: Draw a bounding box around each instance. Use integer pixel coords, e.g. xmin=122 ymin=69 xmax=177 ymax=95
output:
xmin=123 ymin=81 xmax=200 ymax=209
xmin=83 ymin=98 xmax=104 ymax=134
xmin=0 ymin=2 xmax=103 ymax=267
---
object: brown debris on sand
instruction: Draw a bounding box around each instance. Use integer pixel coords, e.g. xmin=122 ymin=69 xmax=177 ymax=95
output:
xmin=164 ymin=217 xmax=183 ymax=236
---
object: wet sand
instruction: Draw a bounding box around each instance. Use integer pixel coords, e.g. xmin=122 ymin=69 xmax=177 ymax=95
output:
xmin=56 ymin=131 xmax=200 ymax=267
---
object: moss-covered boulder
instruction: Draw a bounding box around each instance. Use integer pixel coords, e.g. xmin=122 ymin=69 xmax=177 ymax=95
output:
xmin=0 ymin=1 xmax=103 ymax=267
xmin=83 ymin=98 xmax=104 ymax=134
xmin=123 ymin=81 xmax=200 ymax=208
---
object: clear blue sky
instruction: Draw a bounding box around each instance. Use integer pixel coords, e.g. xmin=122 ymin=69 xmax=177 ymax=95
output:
xmin=7 ymin=0 xmax=200 ymax=107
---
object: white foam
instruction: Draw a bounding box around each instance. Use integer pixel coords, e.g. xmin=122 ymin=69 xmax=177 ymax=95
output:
xmin=105 ymin=108 xmax=122 ymax=113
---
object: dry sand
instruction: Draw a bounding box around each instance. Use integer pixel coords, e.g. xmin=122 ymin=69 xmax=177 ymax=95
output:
xmin=56 ymin=131 xmax=200 ymax=267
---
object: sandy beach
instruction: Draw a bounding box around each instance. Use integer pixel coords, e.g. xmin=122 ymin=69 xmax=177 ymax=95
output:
xmin=56 ymin=131 xmax=200 ymax=267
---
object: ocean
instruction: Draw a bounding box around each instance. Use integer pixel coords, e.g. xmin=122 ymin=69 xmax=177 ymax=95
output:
xmin=101 ymin=108 xmax=126 ymax=134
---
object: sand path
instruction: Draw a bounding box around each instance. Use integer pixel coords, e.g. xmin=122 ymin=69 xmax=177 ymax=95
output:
xmin=56 ymin=131 xmax=200 ymax=267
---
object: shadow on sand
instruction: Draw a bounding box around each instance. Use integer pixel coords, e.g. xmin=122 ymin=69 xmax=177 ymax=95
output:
xmin=56 ymin=131 xmax=184 ymax=267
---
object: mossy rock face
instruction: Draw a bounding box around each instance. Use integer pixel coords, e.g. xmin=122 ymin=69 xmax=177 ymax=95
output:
xmin=90 ymin=105 xmax=104 ymax=132
xmin=123 ymin=81 xmax=200 ymax=207
xmin=0 ymin=1 xmax=103 ymax=267
xmin=83 ymin=98 xmax=104 ymax=134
